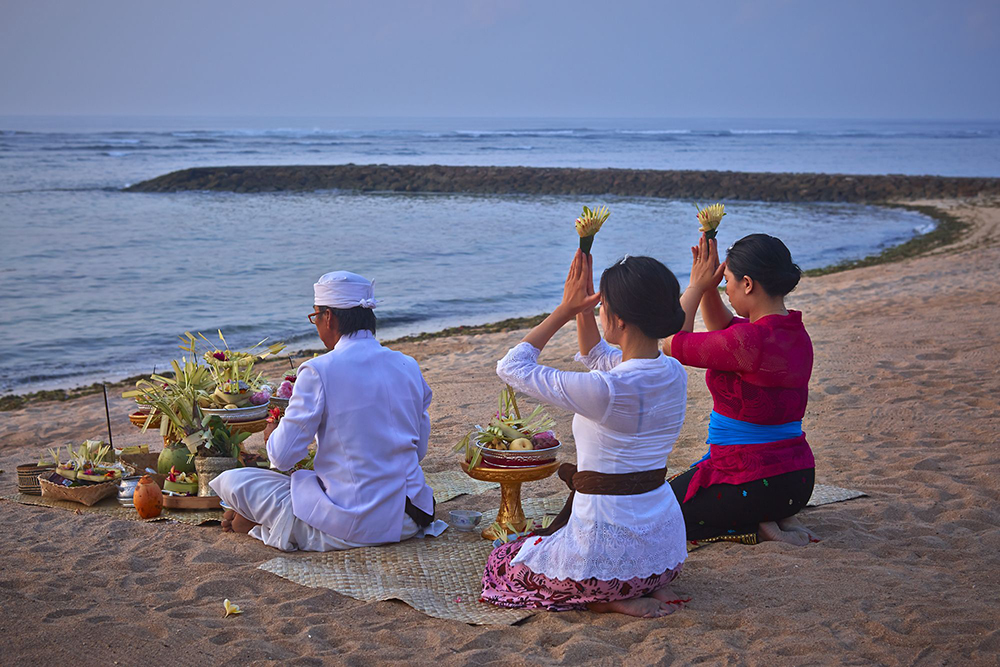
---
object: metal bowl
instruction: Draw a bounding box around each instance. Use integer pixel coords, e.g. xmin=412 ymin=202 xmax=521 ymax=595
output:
xmin=475 ymin=441 xmax=561 ymax=468
xmin=117 ymin=475 xmax=143 ymax=507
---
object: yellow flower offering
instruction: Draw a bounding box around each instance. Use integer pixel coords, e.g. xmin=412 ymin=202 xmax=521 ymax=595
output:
xmin=223 ymin=599 xmax=243 ymax=617
xmin=575 ymin=205 xmax=610 ymax=254
xmin=695 ymin=203 xmax=726 ymax=240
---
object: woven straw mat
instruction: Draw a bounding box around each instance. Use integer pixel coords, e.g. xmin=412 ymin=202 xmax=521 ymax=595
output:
xmin=0 ymin=493 xmax=222 ymax=526
xmin=257 ymin=483 xmax=865 ymax=624
xmin=258 ymin=495 xmax=567 ymax=626
xmin=808 ymin=483 xmax=866 ymax=506
xmin=425 ymin=470 xmax=498 ymax=503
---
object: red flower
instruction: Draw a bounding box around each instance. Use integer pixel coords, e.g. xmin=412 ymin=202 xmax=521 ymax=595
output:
xmin=213 ymin=351 xmax=228 ymax=361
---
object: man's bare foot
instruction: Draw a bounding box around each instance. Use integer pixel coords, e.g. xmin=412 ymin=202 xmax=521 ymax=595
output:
xmin=778 ymin=515 xmax=821 ymax=542
xmin=221 ymin=509 xmax=235 ymax=533
xmin=229 ymin=511 xmax=258 ymax=534
xmin=650 ymin=586 xmax=690 ymax=614
xmin=589 ymin=596 xmax=678 ymax=618
xmin=758 ymin=521 xmax=810 ymax=546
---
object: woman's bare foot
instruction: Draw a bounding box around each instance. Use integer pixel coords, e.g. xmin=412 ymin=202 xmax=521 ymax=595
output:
xmin=778 ymin=515 xmax=821 ymax=542
xmin=589 ymin=596 xmax=677 ymax=618
xmin=758 ymin=521 xmax=810 ymax=546
xmin=650 ymin=586 xmax=690 ymax=614
xmin=221 ymin=509 xmax=235 ymax=533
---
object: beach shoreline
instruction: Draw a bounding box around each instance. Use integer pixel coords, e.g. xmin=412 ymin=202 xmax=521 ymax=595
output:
xmin=0 ymin=197 xmax=998 ymax=664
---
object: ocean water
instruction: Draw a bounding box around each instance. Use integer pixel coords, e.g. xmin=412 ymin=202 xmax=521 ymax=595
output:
xmin=2 ymin=116 xmax=991 ymax=395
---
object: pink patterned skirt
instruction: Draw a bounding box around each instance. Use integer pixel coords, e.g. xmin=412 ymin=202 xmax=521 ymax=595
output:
xmin=481 ymin=537 xmax=683 ymax=612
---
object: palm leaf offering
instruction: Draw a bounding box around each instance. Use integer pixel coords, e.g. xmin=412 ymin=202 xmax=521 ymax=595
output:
xmin=197 ymin=331 xmax=286 ymax=408
xmin=453 ymin=385 xmax=557 ymax=468
xmin=695 ymin=202 xmax=726 ymax=240
xmin=45 ymin=441 xmax=122 ymax=484
xmin=575 ymin=205 xmax=610 ymax=254
xmin=124 ymin=330 xmax=287 ymax=438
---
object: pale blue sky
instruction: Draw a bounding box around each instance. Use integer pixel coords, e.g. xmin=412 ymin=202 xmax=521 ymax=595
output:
xmin=1 ymin=0 xmax=997 ymax=119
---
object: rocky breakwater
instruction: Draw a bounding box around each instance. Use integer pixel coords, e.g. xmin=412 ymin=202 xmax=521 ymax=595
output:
xmin=125 ymin=165 xmax=1000 ymax=203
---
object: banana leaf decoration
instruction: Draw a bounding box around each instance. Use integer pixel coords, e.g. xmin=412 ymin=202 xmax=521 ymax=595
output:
xmin=575 ymin=205 xmax=610 ymax=254
xmin=695 ymin=203 xmax=726 ymax=240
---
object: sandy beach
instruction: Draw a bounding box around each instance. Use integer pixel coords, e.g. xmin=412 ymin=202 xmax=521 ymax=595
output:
xmin=1 ymin=197 xmax=998 ymax=665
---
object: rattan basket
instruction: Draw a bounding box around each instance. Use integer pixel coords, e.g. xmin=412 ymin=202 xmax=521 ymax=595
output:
xmin=119 ymin=452 xmax=160 ymax=476
xmin=39 ymin=477 xmax=119 ymax=506
xmin=17 ymin=463 xmax=56 ymax=495
xmin=129 ymin=411 xmax=162 ymax=429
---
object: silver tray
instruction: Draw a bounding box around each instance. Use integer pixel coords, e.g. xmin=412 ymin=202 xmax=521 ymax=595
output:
xmin=200 ymin=403 xmax=271 ymax=422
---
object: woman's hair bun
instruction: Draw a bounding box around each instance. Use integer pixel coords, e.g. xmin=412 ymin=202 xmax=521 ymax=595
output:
xmin=599 ymin=256 xmax=684 ymax=339
xmin=725 ymin=233 xmax=801 ymax=297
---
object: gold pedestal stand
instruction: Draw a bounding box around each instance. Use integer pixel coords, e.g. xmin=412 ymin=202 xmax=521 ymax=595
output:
xmin=461 ymin=460 xmax=559 ymax=540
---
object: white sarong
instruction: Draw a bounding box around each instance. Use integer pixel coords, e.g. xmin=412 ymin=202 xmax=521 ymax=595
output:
xmin=212 ymin=467 xmax=426 ymax=552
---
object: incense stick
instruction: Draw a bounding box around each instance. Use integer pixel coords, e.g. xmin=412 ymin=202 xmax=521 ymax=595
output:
xmin=102 ymin=384 xmax=114 ymax=449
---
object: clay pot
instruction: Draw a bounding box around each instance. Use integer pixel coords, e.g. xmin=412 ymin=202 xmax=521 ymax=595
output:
xmin=157 ymin=444 xmax=195 ymax=475
xmin=133 ymin=475 xmax=163 ymax=519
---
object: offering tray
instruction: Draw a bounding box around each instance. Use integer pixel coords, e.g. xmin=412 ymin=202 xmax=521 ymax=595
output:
xmin=162 ymin=494 xmax=222 ymax=510
xmin=201 ymin=403 xmax=270 ymax=422
xmin=475 ymin=442 xmax=560 ymax=468
xmin=461 ymin=459 xmax=559 ymax=540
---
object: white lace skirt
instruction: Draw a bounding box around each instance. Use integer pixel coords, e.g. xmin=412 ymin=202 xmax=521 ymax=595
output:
xmin=511 ymin=485 xmax=687 ymax=581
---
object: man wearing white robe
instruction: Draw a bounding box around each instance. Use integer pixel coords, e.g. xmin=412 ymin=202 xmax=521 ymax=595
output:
xmin=211 ymin=271 xmax=437 ymax=551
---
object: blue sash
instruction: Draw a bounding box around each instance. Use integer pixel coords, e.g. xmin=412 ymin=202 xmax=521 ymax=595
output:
xmin=693 ymin=411 xmax=804 ymax=465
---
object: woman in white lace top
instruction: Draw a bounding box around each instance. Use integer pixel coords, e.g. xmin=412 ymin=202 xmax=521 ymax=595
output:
xmin=480 ymin=250 xmax=690 ymax=618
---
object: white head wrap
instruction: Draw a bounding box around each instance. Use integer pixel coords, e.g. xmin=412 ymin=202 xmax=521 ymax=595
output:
xmin=313 ymin=271 xmax=379 ymax=309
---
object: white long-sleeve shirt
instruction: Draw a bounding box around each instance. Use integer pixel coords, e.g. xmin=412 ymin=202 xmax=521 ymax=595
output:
xmin=496 ymin=339 xmax=688 ymax=581
xmin=267 ymin=331 xmax=435 ymax=545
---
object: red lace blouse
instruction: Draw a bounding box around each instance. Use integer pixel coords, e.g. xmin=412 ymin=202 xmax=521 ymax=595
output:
xmin=671 ymin=310 xmax=813 ymax=425
xmin=670 ymin=311 xmax=815 ymax=501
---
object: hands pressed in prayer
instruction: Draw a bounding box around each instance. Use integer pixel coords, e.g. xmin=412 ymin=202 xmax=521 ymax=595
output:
xmin=688 ymin=233 xmax=726 ymax=292
xmin=560 ymin=249 xmax=602 ymax=316
xmin=668 ymin=234 xmax=730 ymax=347
xmin=522 ymin=249 xmax=601 ymax=353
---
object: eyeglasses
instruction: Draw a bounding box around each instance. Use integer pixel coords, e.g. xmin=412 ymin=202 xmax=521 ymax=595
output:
xmin=308 ymin=309 xmax=327 ymax=324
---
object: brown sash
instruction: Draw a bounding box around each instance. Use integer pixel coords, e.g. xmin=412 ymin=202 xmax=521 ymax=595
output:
xmin=405 ymin=496 xmax=435 ymax=528
xmin=533 ymin=463 xmax=667 ymax=536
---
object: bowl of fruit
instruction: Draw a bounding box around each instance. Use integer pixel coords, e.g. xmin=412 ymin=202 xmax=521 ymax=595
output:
xmin=476 ymin=430 xmax=561 ymax=468
xmin=455 ymin=385 xmax=561 ymax=469
xmin=198 ymin=380 xmax=272 ymax=422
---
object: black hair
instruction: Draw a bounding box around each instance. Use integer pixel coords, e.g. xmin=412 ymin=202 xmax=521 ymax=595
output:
xmin=320 ymin=306 xmax=377 ymax=337
xmin=599 ymin=256 xmax=685 ymax=339
xmin=725 ymin=234 xmax=802 ymax=297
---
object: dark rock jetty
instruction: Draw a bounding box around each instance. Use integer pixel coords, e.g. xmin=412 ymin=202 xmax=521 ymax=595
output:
xmin=125 ymin=164 xmax=1000 ymax=203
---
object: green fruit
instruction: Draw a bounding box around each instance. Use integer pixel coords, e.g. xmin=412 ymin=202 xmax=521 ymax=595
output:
xmin=157 ymin=444 xmax=195 ymax=474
